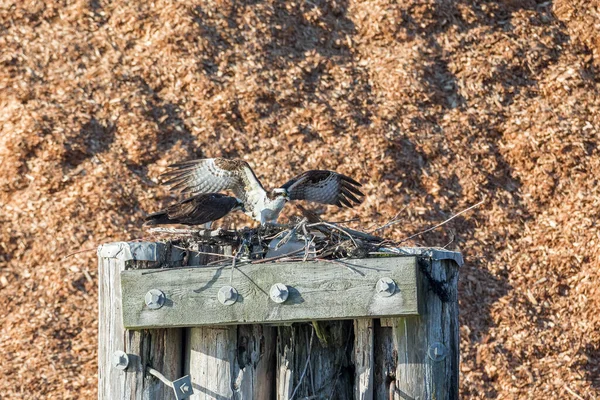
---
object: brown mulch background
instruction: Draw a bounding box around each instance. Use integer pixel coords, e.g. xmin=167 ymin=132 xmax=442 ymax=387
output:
xmin=1 ymin=0 xmax=599 ymax=398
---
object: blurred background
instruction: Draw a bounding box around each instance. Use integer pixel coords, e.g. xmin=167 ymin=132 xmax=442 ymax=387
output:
xmin=0 ymin=0 xmax=599 ymax=398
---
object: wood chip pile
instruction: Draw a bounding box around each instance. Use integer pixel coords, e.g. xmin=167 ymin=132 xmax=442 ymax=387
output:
xmin=0 ymin=0 xmax=599 ymax=398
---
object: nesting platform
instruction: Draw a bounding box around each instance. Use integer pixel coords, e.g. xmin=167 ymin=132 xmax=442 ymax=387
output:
xmin=98 ymin=234 xmax=462 ymax=400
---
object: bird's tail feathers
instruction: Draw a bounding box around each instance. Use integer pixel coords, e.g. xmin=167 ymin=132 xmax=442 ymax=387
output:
xmin=143 ymin=210 xmax=171 ymax=226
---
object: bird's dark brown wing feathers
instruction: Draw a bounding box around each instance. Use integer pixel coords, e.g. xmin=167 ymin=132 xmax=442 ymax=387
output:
xmin=144 ymin=193 xmax=240 ymax=226
xmin=160 ymin=158 xmax=264 ymax=204
xmin=280 ymin=170 xmax=364 ymax=207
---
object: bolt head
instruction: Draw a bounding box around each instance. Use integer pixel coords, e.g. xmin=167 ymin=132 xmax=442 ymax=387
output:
xmin=218 ymin=286 xmax=238 ymax=305
xmin=226 ymin=287 xmax=235 ymax=300
xmin=376 ymin=278 xmax=397 ymax=297
xmin=427 ymin=342 xmax=447 ymax=362
xmin=145 ymin=289 xmax=165 ymax=309
xmin=112 ymin=350 xmax=129 ymax=370
xmin=269 ymin=283 xmax=289 ymax=303
xmin=179 ymin=383 xmax=190 ymax=393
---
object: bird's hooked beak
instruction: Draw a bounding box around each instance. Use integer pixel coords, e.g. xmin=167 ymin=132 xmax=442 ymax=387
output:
xmin=273 ymin=188 xmax=290 ymax=201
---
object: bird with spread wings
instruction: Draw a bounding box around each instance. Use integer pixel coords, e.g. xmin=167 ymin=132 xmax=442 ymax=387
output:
xmin=145 ymin=158 xmax=364 ymax=227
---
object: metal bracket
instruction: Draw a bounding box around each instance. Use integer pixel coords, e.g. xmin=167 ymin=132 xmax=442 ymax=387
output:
xmin=148 ymin=367 xmax=193 ymax=399
xmin=172 ymin=376 xmax=193 ymax=400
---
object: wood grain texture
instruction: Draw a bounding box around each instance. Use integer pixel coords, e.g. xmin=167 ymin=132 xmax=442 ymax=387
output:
xmin=185 ymin=244 xmax=277 ymax=400
xmin=100 ymin=241 xmax=461 ymax=400
xmin=98 ymin=244 xmax=184 ymax=400
xmin=186 ymin=244 xmax=237 ymax=400
xmin=354 ymin=319 xmax=374 ymax=400
xmin=186 ymin=326 xmax=237 ymax=399
xmin=234 ymin=324 xmax=277 ymax=398
xmin=373 ymin=323 xmax=395 ymax=400
xmin=121 ymin=256 xmax=419 ymax=329
xmin=393 ymin=259 xmax=460 ymax=400
xmin=277 ymin=322 xmax=354 ymax=400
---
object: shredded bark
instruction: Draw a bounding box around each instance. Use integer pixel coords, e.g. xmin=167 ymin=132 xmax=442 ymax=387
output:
xmin=0 ymin=0 xmax=599 ymax=398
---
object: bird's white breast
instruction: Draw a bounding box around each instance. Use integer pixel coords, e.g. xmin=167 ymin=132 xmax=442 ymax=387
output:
xmin=244 ymin=190 xmax=287 ymax=224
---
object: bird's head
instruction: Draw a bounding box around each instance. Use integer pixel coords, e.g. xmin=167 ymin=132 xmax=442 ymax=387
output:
xmin=271 ymin=188 xmax=290 ymax=201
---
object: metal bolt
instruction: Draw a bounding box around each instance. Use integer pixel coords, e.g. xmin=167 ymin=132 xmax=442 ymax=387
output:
xmin=172 ymin=375 xmax=193 ymax=399
xmin=179 ymin=382 xmax=190 ymax=393
xmin=427 ymin=342 xmax=447 ymax=362
xmin=269 ymin=283 xmax=289 ymax=303
xmin=376 ymin=277 xmax=397 ymax=297
xmin=218 ymin=285 xmax=238 ymax=305
xmin=145 ymin=289 xmax=165 ymax=309
xmin=112 ymin=350 xmax=129 ymax=370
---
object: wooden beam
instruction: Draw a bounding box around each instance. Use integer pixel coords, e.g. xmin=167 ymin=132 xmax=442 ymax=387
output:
xmin=121 ymin=256 xmax=420 ymax=329
xmin=185 ymin=244 xmax=233 ymax=400
xmin=277 ymin=322 xmax=354 ymax=399
xmin=392 ymin=258 xmax=460 ymax=400
xmin=98 ymin=242 xmax=184 ymax=400
xmin=186 ymin=326 xmax=237 ymax=399
xmin=373 ymin=321 xmax=395 ymax=400
xmin=234 ymin=324 xmax=277 ymax=398
xmin=354 ymin=319 xmax=374 ymax=400
xmin=99 ymin=240 xmax=461 ymax=400
xmin=184 ymin=244 xmax=277 ymax=399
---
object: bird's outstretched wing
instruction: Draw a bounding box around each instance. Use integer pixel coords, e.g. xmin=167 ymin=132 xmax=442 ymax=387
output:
xmin=144 ymin=193 xmax=242 ymax=226
xmin=160 ymin=158 xmax=264 ymax=204
xmin=280 ymin=170 xmax=364 ymax=207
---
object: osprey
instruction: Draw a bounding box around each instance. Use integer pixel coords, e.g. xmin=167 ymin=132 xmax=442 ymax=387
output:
xmin=145 ymin=158 xmax=364 ymax=226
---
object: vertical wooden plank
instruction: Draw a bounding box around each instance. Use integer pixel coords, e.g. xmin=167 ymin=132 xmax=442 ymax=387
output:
xmin=233 ymin=324 xmax=277 ymax=398
xmin=392 ymin=316 xmax=426 ymax=399
xmin=276 ymin=326 xmax=294 ymax=399
xmin=186 ymin=323 xmax=277 ymax=399
xmin=354 ymin=319 xmax=374 ymax=400
xmin=186 ymin=244 xmax=235 ymax=400
xmin=185 ymin=243 xmax=277 ymax=399
xmin=187 ymin=326 xmax=237 ymax=399
xmin=393 ymin=258 xmax=459 ymax=400
xmin=277 ymin=321 xmax=354 ymax=400
xmin=372 ymin=321 xmax=395 ymax=400
xmin=98 ymin=256 xmax=125 ymax=399
xmin=98 ymin=242 xmax=184 ymax=400
xmin=445 ymin=259 xmax=460 ymax=397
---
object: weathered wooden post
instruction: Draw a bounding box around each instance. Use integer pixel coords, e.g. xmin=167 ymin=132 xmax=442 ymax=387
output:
xmin=98 ymin=239 xmax=462 ymax=400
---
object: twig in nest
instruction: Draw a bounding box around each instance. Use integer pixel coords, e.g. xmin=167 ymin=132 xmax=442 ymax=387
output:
xmin=396 ymin=200 xmax=485 ymax=244
xmin=290 ymin=325 xmax=314 ymax=400
xmin=276 ymin=218 xmax=307 ymax=250
xmin=146 ymin=227 xmax=204 ymax=235
xmin=303 ymin=235 xmax=316 ymax=262
xmin=301 ymin=223 xmax=316 ymax=262
xmin=250 ymin=248 xmax=305 ymax=264
xmin=369 ymin=208 xmax=406 ymax=233
xmin=230 ymin=239 xmax=247 ymax=284
xmin=306 ymin=222 xmax=359 ymax=248
xmin=564 ymin=385 xmax=584 ymax=400
xmin=141 ymin=265 xmax=215 ymax=275
xmin=171 ymin=245 xmax=236 ymax=260
xmin=442 ymin=233 xmax=455 ymax=249
xmin=330 ymin=217 xmax=360 ymax=224
xmin=62 ymin=247 xmax=96 ymax=260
